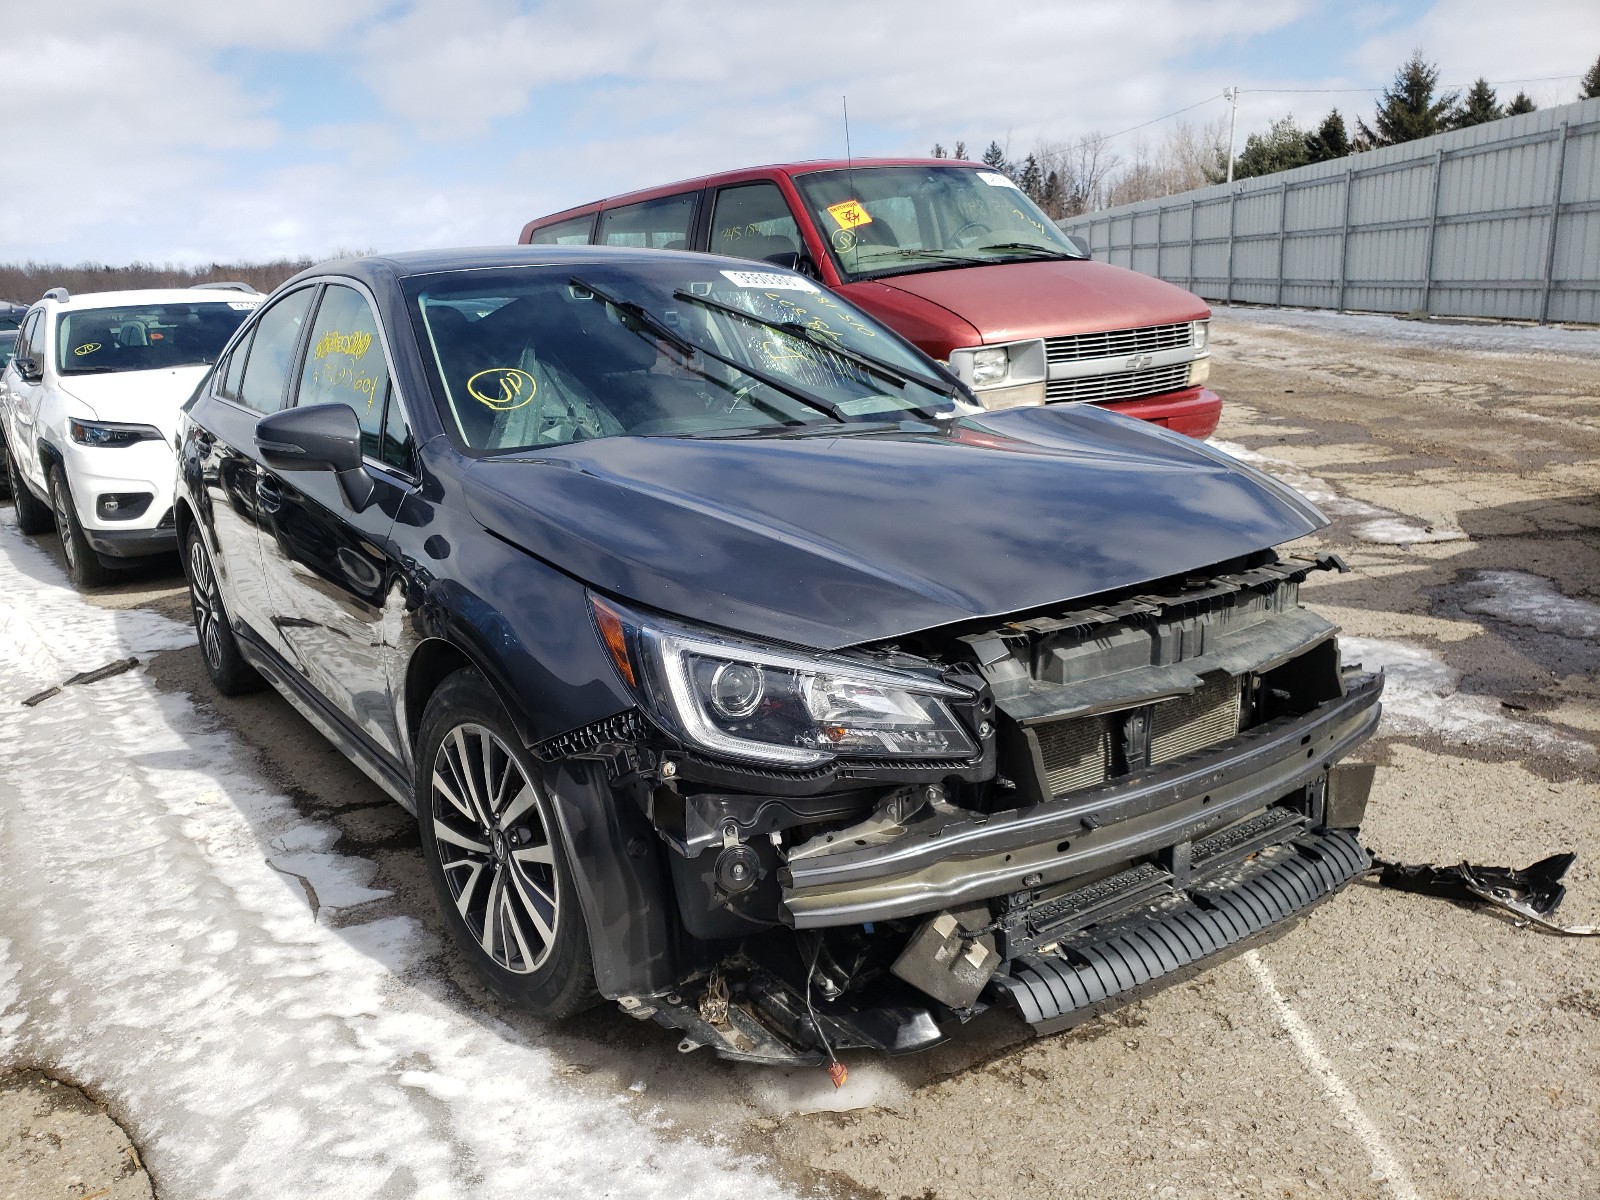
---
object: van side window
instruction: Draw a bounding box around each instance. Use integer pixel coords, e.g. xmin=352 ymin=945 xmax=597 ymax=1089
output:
xmin=597 ymin=193 xmax=697 ymax=250
xmin=709 ymin=182 xmax=802 ymax=267
xmin=529 ymin=214 xmax=596 ymax=245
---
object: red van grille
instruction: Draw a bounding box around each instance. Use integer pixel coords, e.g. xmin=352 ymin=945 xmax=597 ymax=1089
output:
xmin=1045 ymin=322 xmax=1194 ymax=363
xmin=1045 ymin=362 xmax=1191 ymax=405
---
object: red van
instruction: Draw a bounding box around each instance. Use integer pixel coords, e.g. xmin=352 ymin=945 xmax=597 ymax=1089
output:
xmin=520 ymin=159 xmax=1219 ymax=437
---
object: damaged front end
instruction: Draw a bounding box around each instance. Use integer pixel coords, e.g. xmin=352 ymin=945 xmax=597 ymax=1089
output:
xmin=556 ymin=550 xmax=1383 ymax=1065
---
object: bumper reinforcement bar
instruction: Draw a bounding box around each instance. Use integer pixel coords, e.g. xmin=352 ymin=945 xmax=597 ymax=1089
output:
xmin=992 ymin=828 xmax=1370 ymax=1034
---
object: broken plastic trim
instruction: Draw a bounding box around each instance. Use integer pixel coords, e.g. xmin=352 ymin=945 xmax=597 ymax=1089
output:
xmin=1374 ymin=853 xmax=1599 ymax=937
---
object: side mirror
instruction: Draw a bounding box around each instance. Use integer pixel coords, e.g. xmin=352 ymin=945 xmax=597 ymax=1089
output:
xmin=255 ymin=403 xmax=376 ymax=513
xmin=1065 ymin=234 xmax=1092 ymax=258
xmin=15 ymin=356 xmax=42 ymax=383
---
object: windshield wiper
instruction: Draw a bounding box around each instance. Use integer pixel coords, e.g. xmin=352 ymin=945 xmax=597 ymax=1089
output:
xmin=974 ymin=242 xmax=1075 ymax=260
xmin=570 ymin=276 xmax=849 ymax=423
xmin=671 ymin=289 xmax=956 ymax=400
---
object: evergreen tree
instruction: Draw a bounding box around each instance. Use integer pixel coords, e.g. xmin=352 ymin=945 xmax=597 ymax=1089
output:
xmin=981 ymin=140 xmax=1009 ymax=175
xmin=1303 ymin=110 xmax=1350 ymax=162
xmin=1231 ymin=116 xmax=1309 ymax=179
xmin=1356 ymin=50 xmax=1458 ymax=148
xmin=1018 ymin=153 xmax=1043 ymax=200
xmin=954 ymin=140 xmax=968 ymax=160
xmin=1506 ymin=91 xmax=1537 ymax=115
xmin=1040 ymin=170 xmax=1064 ymax=218
xmin=931 ymin=143 xmax=947 ymax=158
xmin=1452 ymin=78 xmax=1502 ymax=128
xmin=1580 ymin=53 xmax=1600 ymax=99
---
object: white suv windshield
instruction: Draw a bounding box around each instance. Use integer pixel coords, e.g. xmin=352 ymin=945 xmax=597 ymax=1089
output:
xmin=56 ymin=302 xmax=252 ymax=375
xmin=793 ymin=165 xmax=1085 ymax=281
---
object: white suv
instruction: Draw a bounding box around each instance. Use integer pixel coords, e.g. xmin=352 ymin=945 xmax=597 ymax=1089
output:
xmin=1 ymin=285 xmax=260 ymax=587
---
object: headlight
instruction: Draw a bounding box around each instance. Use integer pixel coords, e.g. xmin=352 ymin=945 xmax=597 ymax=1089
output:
xmin=69 ymin=419 xmax=163 ymax=448
xmin=591 ymin=596 xmax=979 ymax=767
xmin=971 ymin=347 xmax=1009 ymax=387
xmin=1192 ymin=319 xmax=1210 ymax=351
xmin=1188 ymin=358 xmax=1211 ymax=387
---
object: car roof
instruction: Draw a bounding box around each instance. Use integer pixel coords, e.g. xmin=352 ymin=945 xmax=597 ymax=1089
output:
xmin=38 ymin=287 xmax=260 ymax=311
xmin=286 ymin=243 xmax=759 ymax=288
xmin=526 ymin=157 xmax=985 ymax=228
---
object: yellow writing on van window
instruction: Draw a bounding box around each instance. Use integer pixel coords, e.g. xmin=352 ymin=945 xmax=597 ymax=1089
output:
xmin=73 ymin=342 xmax=101 ymax=357
xmin=467 ymin=367 xmax=537 ymax=411
xmin=825 ymin=199 xmax=873 ymax=230
xmin=313 ymin=329 xmax=374 ymax=361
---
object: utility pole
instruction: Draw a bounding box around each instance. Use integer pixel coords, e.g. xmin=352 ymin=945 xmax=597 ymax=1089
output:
xmin=1224 ymin=86 xmax=1239 ymax=184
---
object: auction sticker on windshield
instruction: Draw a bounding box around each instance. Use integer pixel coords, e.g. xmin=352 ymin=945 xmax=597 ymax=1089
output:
xmin=825 ymin=199 xmax=874 ymax=229
xmin=719 ymin=270 xmax=819 ymax=292
xmin=977 ymin=171 xmax=1020 ymax=188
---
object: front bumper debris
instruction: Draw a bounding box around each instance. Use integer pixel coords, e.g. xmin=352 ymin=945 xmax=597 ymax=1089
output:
xmin=995 ymin=824 xmax=1370 ymax=1033
xmin=781 ymin=672 xmax=1382 ymax=927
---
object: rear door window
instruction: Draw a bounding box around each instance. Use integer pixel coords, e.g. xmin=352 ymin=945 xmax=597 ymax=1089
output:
xmin=237 ymin=288 xmax=315 ymax=414
xmin=529 ymin=214 xmax=596 ymax=245
xmin=709 ymin=182 xmax=802 ymax=266
xmin=597 ymin=193 xmax=698 ymax=249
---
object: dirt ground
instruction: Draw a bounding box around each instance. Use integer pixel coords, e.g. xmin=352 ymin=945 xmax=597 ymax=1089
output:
xmin=3 ymin=306 xmax=1597 ymax=1199
xmin=0 ymin=1070 xmax=153 ymax=1199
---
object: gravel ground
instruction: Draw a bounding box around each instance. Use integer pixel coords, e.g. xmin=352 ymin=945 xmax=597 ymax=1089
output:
xmin=1 ymin=304 xmax=1596 ymax=1199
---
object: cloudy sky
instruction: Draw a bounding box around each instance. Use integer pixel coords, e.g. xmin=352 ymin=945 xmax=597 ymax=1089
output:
xmin=3 ymin=0 xmax=1596 ymax=265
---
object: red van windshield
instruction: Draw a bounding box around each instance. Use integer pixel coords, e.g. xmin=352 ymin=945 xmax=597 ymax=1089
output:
xmin=793 ymin=165 xmax=1085 ymax=281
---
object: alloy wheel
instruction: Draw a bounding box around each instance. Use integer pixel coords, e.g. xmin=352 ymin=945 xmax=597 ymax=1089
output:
xmin=188 ymin=536 xmax=226 ymax=672
xmin=51 ymin=475 xmax=77 ymax=570
xmin=431 ymin=723 xmax=560 ymax=974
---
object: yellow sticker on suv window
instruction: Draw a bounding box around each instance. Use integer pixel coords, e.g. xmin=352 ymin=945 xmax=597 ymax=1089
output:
xmin=825 ymin=199 xmax=873 ymax=229
xmin=73 ymin=342 xmax=101 ymax=356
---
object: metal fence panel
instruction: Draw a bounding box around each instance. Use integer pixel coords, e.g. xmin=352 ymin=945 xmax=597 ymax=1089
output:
xmin=1059 ymin=97 xmax=1600 ymax=324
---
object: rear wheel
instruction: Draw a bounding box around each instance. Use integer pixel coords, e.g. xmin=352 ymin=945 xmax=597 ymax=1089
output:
xmin=416 ymin=668 xmax=597 ymax=1018
xmin=184 ymin=525 xmax=264 ymax=695
xmin=7 ymin=447 xmax=52 ymax=534
xmin=49 ymin=467 xmax=112 ymax=589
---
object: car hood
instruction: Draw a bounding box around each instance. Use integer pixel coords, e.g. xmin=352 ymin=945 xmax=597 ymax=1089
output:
xmin=463 ymin=406 xmax=1325 ymax=651
xmin=56 ymin=366 xmax=210 ymax=442
xmin=870 ymin=258 xmax=1209 ymax=344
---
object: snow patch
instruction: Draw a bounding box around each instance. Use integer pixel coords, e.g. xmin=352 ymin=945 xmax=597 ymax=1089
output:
xmin=1342 ymin=637 xmax=1592 ymax=761
xmin=1454 ymin=570 xmax=1600 ymax=641
xmin=0 ymin=527 xmax=789 ymax=1198
xmin=1211 ymin=440 xmax=1466 ymax=545
xmin=1215 ymin=305 xmax=1600 ymax=360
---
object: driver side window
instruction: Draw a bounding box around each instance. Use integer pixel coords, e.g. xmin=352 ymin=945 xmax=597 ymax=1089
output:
xmin=296 ymin=284 xmax=414 ymax=473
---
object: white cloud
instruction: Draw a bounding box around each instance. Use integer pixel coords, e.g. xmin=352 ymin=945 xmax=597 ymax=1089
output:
xmin=3 ymin=0 xmax=1594 ymax=265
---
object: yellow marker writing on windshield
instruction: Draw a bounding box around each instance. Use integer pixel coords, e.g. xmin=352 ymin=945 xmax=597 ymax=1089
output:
xmin=467 ymin=368 xmax=537 ymax=411
xmin=73 ymin=342 xmax=101 ymax=357
xmin=825 ymin=199 xmax=873 ymax=230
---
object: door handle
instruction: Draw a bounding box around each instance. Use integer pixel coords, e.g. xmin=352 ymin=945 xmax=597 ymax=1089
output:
xmin=255 ymin=475 xmax=283 ymax=514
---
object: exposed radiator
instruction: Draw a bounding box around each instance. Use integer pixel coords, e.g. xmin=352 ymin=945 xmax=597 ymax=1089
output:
xmin=1035 ymin=713 xmax=1114 ymax=796
xmin=1150 ymin=674 xmax=1244 ymax=766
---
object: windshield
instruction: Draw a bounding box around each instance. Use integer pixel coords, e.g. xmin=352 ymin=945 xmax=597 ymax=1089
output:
xmin=407 ymin=259 xmax=962 ymax=453
xmin=56 ymin=302 xmax=254 ymax=375
xmin=793 ymin=164 xmax=1085 ymax=281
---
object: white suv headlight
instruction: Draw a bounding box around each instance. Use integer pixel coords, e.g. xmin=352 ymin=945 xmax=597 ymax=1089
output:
xmin=592 ymin=596 xmax=978 ymax=767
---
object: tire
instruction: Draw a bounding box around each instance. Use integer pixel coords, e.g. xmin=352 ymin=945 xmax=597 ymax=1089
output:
xmin=7 ymin=447 xmax=53 ymax=534
xmin=184 ymin=525 xmax=265 ymax=695
xmin=416 ymin=668 xmax=598 ymax=1018
xmin=49 ymin=466 xmax=112 ymax=589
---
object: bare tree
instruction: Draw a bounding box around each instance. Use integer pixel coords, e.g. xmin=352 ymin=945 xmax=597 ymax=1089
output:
xmin=1033 ymin=134 xmax=1119 ymax=218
